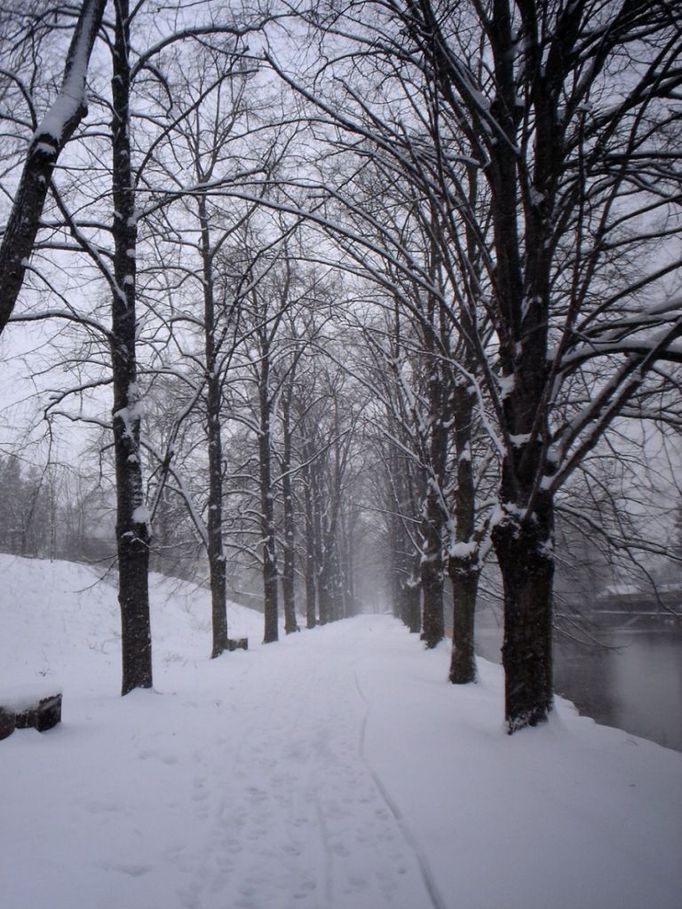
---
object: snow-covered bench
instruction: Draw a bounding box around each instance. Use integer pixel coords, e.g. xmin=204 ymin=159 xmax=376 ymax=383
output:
xmin=0 ymin=684 xmax=62 ymax=739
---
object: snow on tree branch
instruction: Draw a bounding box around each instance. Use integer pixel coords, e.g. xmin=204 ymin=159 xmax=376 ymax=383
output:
xmin=0 ymin=0 xmax=108 ymax=333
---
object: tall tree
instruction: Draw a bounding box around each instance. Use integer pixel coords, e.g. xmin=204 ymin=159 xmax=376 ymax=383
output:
xmin=5 ymin=1 xmax=272 ymax=692
xmin=109 ymin=0 xmax=152 ymax=693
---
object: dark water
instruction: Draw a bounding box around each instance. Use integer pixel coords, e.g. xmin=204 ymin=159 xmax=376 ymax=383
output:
xmin=475 ymin=623 xmax=682 ymax=752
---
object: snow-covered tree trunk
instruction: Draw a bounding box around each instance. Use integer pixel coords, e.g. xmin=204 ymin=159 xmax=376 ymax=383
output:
xmin=449 ymin=564 xmax=479 ymax=684
xmin=110 ymin=0 xmax=151 ymax=695
xmin=0 ymin=0 xmax=107 ymax=333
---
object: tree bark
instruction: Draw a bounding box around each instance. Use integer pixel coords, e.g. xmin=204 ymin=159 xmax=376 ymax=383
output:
xmin=493 ymin=500 xmax=554 ymax=731
xmin=111 ymin=0 xmax=151 ymax=695
xmin=448 ymin=562 xmax=479 ymax=684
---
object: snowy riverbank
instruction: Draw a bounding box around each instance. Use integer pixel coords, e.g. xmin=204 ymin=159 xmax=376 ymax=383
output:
xmin=1 ymin=554 xmax=680 ymax=909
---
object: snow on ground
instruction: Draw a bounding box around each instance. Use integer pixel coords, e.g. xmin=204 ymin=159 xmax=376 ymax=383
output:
xmin=1 ymin=554 xmax=680 ymax=909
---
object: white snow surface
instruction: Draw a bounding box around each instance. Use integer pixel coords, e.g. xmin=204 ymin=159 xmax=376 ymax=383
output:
xmin=2 ymin=682 xmax=62 ymax=712
xmin=1 ymin=554 xmax=680 ymax=909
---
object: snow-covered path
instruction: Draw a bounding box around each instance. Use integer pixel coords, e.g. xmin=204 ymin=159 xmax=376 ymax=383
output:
xmin=1 ymin=556 xmax=681 ymax=909
xmin=147 ymin=622 xmax=442 ymax=909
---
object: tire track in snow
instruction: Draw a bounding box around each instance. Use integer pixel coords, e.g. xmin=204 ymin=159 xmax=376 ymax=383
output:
xmin=353 ymin=668 xmax=448 ymax=909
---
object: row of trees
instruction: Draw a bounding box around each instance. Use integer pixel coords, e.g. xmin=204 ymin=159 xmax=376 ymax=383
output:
xmin=265 ymin=0 xmax=682 ymax=729
xmin=1 ymin=0 xmax=680 ymax=732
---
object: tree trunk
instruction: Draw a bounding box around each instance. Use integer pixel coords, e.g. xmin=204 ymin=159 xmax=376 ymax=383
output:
xmin=448 ymin=377 xmax=479 ymax=684
xmin=340 ymin=505 xmax=356 ymax=617
xmin=111 ymin=0 xmax=152 ymax=695
xmin=485 ymin=2 xmax=555 ymax=731
xmin=493 ymin=503 xmax=554 ymax=732
xmin=199 ymin=196 xmax=229 ymax=658
xmin=331 ymin=543 xmax=344 ymax=621
xmin=301 ymin=457 xmax=317 ymax=628
xmin=402 ymin=579 xmax=421 ymax=634
xmin=419 ymin=304 xmax=448 ymax=647
xmin=317 ymin=544 xmax=333 ymax=625
xmin=259 ymin=351 xmax=279 ymax=643
xmin=419 ymin=446 xmax=446 ymax=648
xmin=314 ymin=473 xmax=330 ymax=626
xmin=420 ymin=543 xmax=444 ymax=648
xmin=207 ymin=374 xmax=228 ymax=657
xmin=390 ymin=545 xmax=402 ymax=620
xmin=448 ymin=562 xmax=479 ymax=683
xmin=281 ymin=392 xmax=299 ymax=634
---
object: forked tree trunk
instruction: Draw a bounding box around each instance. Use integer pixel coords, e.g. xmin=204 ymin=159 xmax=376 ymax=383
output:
xmin=484 ymin=0 xmax=556 ymax=731
xmin=111 ymin=0 xmax=151 ymax=695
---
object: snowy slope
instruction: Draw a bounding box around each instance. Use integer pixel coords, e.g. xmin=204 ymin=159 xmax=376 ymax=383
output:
xmin=1 ymin=554 xmax=680 ymax=909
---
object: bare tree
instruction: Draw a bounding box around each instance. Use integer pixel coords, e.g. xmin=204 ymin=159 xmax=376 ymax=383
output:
xmin=268 ymin=0 xmax=682 ymax=731
xmin=5 ymin=1 xmax=274 ymax=692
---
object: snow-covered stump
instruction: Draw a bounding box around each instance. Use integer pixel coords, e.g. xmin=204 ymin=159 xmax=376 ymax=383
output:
xmin=1 ymin=685 xmax=63 ymax=738
xmin=226 ymin=637 xmax=248 ymax=652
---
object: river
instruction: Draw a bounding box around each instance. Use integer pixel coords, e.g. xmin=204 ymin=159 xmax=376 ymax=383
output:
xmin=475 ymin=623 xmax=682 ymax=752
